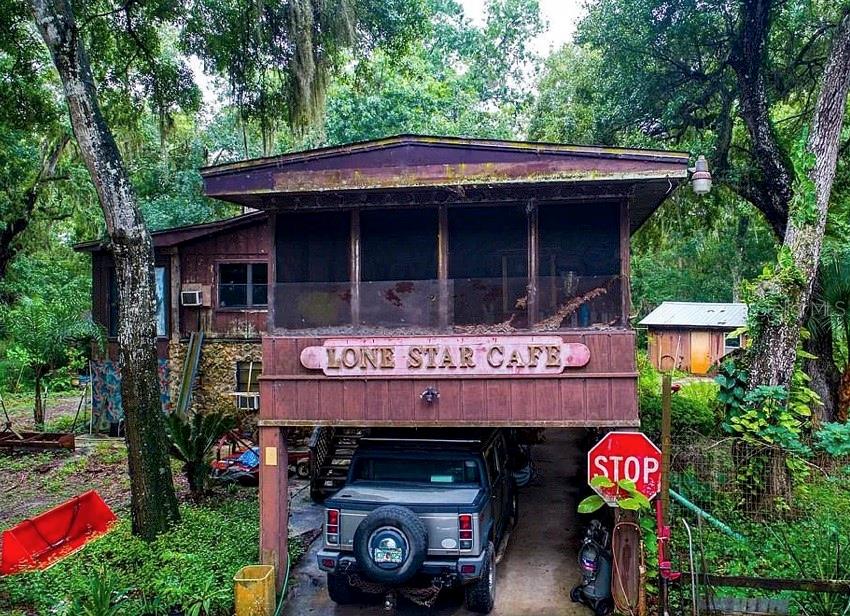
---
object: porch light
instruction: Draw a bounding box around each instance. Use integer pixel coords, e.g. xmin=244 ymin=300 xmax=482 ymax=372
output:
xmin=691 ymin=155 xmax=712 ymax=195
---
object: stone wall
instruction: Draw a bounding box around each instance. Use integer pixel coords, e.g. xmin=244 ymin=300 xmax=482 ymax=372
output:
xmin=167 ymin=338 xmax=263 ymax=419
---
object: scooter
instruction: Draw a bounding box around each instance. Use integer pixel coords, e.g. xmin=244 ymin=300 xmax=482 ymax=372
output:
xmin=570 ymin=520 xmax=614 ymax=616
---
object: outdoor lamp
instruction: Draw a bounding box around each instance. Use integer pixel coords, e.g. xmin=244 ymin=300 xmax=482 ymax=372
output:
xmin=691 ymin=155 xmax=712 ymax=195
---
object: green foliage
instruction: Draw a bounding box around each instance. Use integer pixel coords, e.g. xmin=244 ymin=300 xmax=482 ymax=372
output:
xmin=814 ymin=422 xmax=850 ymax=457
xmin=165 ymin=410 xmax=236 ymax=500
xmin=638 ymin=353 xmax=721 ymax=439
xmin=0 ymin=497 xmax=273 ymax=616
xmin=65 ymin=567 xmax=126 ymax=616
xmin=716 ymin=359 xmax=748 ymax=429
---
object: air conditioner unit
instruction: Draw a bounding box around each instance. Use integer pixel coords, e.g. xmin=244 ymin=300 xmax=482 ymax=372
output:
xmin=235 ymin=393 xmax=260 ymax=411
xmin=181 ymin=290 xmax=203 ymax=306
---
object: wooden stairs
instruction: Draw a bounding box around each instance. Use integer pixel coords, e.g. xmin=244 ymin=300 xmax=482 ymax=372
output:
xmin=308 ymin=427 xmax=366 ymax=502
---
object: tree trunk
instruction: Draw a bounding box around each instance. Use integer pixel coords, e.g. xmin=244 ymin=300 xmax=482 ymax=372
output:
xmin=837 ymin=364 xmax=850 ymax=423
xmin=804 ymin=296 xmax=841 ymax=424
xmin=33 ymin=372 xmax=44 ymax=429
xmin=31 ymin=0 xmax=180 ymax=539
xmin=747 ymin=9 xmax=850 ymax=391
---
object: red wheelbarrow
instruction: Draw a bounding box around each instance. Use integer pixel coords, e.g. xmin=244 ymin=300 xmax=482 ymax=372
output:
xmin=1 ymin=490 xmax=116 ymax=575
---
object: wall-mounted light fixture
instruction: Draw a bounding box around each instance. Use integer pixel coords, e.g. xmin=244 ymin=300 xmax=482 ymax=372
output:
xmin=690 ymin=155 xmax=712 ymax=195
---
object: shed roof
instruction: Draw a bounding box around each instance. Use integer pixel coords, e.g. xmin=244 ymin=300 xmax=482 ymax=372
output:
xmin=199 ymin=134 xmax=691 ymax=233
xmin=74 ymin=211 xmax=267 ymax=253
xmin=638 ymin=302 xmax=748 ymax=329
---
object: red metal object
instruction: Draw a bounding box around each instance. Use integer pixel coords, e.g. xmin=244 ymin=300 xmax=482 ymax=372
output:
xmin=0 ymin=490 xmax=116 ymax=575
xmin=588 ymin=431 xmax=662 ymax=505
xmin=655 ymin=499 xmax=680 ymax=582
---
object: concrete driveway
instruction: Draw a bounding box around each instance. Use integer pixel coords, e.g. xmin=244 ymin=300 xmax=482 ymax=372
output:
xmin=283 ymin=430 xmax=592 ymax=616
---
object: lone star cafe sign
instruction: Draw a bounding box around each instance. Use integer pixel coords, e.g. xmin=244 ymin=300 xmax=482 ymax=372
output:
xmin=300 ymin=336 xmax=590 ymax=377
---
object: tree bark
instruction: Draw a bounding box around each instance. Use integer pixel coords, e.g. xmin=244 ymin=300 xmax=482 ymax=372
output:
xmin=804 ymin=291 xmax=841 ymax=424
xmin=747 ymin=8 xmax=850 ymax=391
xmin=31 ymin=0 xmax=180 ymax=538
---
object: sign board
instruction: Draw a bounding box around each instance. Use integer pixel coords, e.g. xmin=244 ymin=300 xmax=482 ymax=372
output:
xmin=587 ymin=431 xmax=662 ymax=505
xmin=300 ymin=336 xmax=590 ymax=377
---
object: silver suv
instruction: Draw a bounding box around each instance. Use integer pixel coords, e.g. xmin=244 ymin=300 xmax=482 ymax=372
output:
xmin=316 ymin=429 xmax=518 ymax=613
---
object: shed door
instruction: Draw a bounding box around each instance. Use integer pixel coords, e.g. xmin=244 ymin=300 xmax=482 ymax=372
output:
xmin=690 ymin=331 xmax=711 ymax=375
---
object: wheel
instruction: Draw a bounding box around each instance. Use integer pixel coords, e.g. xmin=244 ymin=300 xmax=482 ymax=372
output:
xmin=326 ymin=572 xmax=361 ymax=605
xmin=464 ymin=542 xmax=496 ymax=614
xmin=296 ymin=459 xmax=310 ymax=478
xmin=353 ymin=505 xmax=428 ymax=584
xmin=570 ymin=586 xmax=582 ymax=603
xmin=594 ymin=599 xmax=614 ymax=616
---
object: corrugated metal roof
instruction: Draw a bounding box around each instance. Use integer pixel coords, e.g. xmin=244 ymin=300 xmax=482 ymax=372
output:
xmin=638 ymin=302 xmax=748 ymax=329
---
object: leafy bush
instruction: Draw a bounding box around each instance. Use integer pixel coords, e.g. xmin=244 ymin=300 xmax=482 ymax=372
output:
xmin=638 ymin=353 xmax=721 ymax=439
xmin=0 ymin=495 xmax=301 ymax=616
xmin=814 ymin=422 xmax=850 ymax=457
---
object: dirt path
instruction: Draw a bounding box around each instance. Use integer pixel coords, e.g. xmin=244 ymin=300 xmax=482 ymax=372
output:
xmin=283 ymin=429 xmax=592 ymax=616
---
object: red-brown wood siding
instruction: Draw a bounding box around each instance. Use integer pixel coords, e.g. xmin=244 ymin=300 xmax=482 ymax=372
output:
xmin=647 ymin=328 xmax=729 ymax=373
xmin=258 ymin=331 xmax=638 ymax=427
xmin=177 ymin=222 xmax=270 ymax=337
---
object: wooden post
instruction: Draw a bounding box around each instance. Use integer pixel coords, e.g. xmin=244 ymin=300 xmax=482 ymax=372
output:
xmin=259 ymin=425 xmax=289 ymax=590
xmin=350 ymin=209 xmax=361 ymax=327
xmin=268 ymin=212 xmax=277 ymax=333
xmin=527 ymin=202 xmax=539 ymax=325
xmin=660 ymin=371 xmax=672 ymax=524
xmin=438 ymin=205 xmax=449 ymax=329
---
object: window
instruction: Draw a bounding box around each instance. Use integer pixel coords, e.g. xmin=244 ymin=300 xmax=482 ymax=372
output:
xmin=725 ymin=333 xmax=741 ymax=348
xmin=352 ymin=456 xmax=481 ymax=486
xmin=219 ymin=263 xmax=268 ymax=308
xmin=236 ymin=361 xmax=262 ymax=393
xmin=108 ymin=266 xmax=167 ymax=337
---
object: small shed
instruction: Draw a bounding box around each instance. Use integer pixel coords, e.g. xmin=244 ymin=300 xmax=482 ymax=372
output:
xmin=639 ymin=302 xmax=747 ymax=374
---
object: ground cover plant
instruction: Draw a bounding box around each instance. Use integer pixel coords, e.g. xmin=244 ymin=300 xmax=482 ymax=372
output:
xmin=0 ymin=493 xmax=305 ymax=616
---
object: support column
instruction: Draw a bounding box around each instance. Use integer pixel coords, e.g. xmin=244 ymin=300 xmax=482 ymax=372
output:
xmin=438 ymin=205 xmax=449 ymax=329
xmin=619 ymin=199 xmax=631 ymax=326
xmin=259 ymin=425 xmax=289 ymax=590
xmin=350 ymin=209 xmax=361 ymax=326
xmin=527 ymin=202 xmax=539 ymax=325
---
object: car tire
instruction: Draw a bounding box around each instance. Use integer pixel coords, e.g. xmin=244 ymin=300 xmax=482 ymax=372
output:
xmin=353 ymin=505 xmax=428 ymax=584
xmin=296 ymin=459 xmax=310 ymax=478
xmin=464 ymin=541 xmax=496 ymax=614
xmin=326 ymin=572 xmax=361 ymax=605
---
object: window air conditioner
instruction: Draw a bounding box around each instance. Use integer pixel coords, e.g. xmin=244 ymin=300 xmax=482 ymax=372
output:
xmin=180 ymin=290 xmax=203 ymax=306
xmin=236 ymin=393 xmax=260 ymax=411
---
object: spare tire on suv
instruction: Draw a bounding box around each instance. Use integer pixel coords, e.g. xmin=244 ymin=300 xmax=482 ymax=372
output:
xmin=353 ymin=505 xmax=428 ymax=584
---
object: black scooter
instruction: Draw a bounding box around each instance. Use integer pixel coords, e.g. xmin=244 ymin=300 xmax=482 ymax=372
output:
xmin=570 ymin=520 xmax=614 ymax=616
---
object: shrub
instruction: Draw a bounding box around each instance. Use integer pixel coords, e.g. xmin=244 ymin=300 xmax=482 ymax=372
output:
xmin=638 ymin=352 xmax=721 ymax=439
xmin=0 ymin=495 xmax=283 ymax=616
xmin=814 ymin=422 xmax=850 ymax=457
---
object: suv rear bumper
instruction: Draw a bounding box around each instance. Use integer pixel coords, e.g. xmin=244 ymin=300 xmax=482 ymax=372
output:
xmin=317 ymin=549 xmax=487 ymax=582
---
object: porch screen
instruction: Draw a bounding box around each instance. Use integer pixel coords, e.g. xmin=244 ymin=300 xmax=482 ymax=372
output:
xmin=360 ymin=209 xmax=439 ymax=327
xmin=538 ymin=202 xmax=622 ymax=327
xmin=276 ymin=211 xmax=350 ymax=328
xmin=448 ymin=205 xmax=527 ymax=327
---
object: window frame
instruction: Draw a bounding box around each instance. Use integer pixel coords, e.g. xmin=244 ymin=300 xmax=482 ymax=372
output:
xmin=216 ymin=260 xmax=269 ymax=311
xmin=235 ymin=360 xmax=262 ymax=393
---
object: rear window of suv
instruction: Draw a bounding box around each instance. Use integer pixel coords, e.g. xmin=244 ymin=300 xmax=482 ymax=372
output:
xmin=352 ymin=456 xmax=481 ymax=486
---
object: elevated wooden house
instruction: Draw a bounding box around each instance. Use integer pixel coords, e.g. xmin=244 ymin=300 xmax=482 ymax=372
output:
xmin=194 ymin=135 xmax=691 ymax=581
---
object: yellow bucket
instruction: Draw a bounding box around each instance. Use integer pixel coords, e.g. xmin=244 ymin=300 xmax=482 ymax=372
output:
xmin=234 ymin=564 xmax=276 ymax=616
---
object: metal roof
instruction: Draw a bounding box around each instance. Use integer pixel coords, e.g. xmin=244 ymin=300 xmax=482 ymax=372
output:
xmin=638 ymin=302 xmax=748 ymax=329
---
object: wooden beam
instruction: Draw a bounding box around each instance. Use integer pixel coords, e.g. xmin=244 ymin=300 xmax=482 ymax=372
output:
xmin=438 ymin=205 xmax=449 ymax=329
xmin=527 ymin=202 xmax=539 ymax=325
xmin=267 ymin=212 xmax=277 ymax=334
xmin=687 ymin=574 xmax=850 ymax=594
xmin=259 ymin=426 xmax=289 ymax=590
xmin=620 ymin=199 xmax=631 ymax=326
xmin=349 ymin=209 xmax=361 ymax=327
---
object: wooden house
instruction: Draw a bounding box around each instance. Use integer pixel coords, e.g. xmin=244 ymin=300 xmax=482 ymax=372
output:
xmin=639 ymin=301 xmax=748 ymax=374
xmin=193 ymin=134 xmax=692 ymax=582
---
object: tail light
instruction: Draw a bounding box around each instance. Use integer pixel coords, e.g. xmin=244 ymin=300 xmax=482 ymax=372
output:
xmin=458 ymin=514 xmax=473 ymax=550
xmin=326 ymin=509 xmax=340 ymax=545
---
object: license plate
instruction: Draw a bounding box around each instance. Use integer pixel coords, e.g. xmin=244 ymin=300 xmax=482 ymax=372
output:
xmin=373 ymin=547 xmax=403 ymax=563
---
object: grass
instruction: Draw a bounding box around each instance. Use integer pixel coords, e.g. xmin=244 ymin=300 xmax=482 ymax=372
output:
xmin=0 ymin=491 xmax=305 ymax=616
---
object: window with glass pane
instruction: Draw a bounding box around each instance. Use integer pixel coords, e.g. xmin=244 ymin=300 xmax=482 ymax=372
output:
xmin=538 ymin=202 xmax=621 ymax=328
xmin=448 ymin=206 xmax=527 ymax=327
xmin=219 ymin=263 xmax=268 ymax=308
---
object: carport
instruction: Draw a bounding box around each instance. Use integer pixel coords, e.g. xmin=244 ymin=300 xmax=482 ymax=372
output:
xmin=198 ymin=135 xmax=691 ymax=608
xmin=283 ymin=430 xmax=593 ymax=615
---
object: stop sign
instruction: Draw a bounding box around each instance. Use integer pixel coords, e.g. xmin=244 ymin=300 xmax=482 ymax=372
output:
xmin=587 ymin=431 xmax=662 ymax=505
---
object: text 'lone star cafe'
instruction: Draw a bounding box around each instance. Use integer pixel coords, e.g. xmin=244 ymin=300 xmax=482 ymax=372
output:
xmin=198 ymin=135 xmax=691 ymax=584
